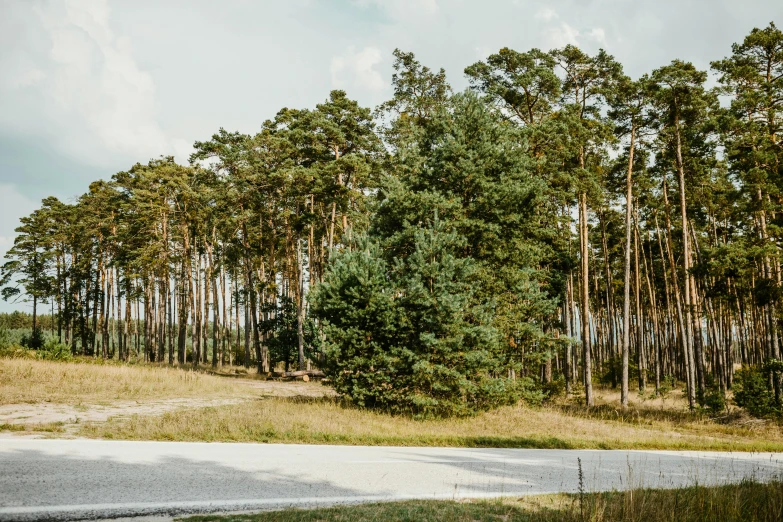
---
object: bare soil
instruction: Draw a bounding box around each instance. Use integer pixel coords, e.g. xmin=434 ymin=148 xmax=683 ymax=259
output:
xmin=0 ymin=377 xmax=335 ymax=436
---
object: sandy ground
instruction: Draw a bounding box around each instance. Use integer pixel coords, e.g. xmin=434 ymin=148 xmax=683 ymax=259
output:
xmin=0 ymin=378 xmax=335 ymax=435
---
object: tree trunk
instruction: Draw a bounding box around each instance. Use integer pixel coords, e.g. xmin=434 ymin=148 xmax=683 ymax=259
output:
xmin=580 ymin=190 xmax=593 ymax=407
xmin=621 ymin=126 xmax=636 ymax=408
xmin=674 ymin=115 xmax=700 ymax=406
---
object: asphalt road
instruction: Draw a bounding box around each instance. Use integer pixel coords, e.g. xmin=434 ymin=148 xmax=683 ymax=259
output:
xmin=1 ymin=439 xmax=782 ymax=521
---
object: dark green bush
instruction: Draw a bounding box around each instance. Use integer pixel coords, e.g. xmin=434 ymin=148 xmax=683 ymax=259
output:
xmin=733 ymin=367 xmax=778 ymax=418
xmin=38 ymin=338 xmax=73 ymax=361
xmin=0 ymin=327 xmax=11 ymax=351
xmin=541 ymin=376 xmax=566 ymax=402
xmin=20 ymin=326 xmax=44 ymax=349
xmin=702 ymin=377 xmax=726 ymax=415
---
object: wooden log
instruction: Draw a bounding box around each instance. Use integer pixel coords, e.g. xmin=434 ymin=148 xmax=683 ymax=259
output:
xmin=283 ymin=374 xmax=310 ymax=382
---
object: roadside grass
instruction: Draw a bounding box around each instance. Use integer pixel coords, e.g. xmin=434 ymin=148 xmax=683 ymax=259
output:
xmin=179 ymin=480 xmax=783 ymax=522
xmin=80 ymin=392 xmax=783 ymax=451
xmin=0 ymin=422 xmax=65 ymax=433
xmin=0 ymin=358 xmax=246 ymax=405
xmin=5 ymin=358 xmax=783 ymax=451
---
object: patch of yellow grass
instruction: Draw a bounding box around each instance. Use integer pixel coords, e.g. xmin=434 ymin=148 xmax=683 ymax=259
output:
xmin=0 ymin=358 xmax=246 ymax=405
xmin=5 ymin=359 xmax=783 ymax=451
xmin=81 ymin=392 xmax=783 ymax=451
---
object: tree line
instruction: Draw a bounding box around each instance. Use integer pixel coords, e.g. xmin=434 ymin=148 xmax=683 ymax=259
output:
xmin=2 ymin=23 xmax=782 ymax=414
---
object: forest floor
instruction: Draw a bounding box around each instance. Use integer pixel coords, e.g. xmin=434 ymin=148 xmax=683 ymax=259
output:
xmin=177 ymin=480 xmax=783 ymax=522
xmin=1 ymin=358 xmax=782 ymax=451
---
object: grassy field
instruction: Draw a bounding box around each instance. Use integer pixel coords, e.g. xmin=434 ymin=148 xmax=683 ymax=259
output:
xmin=4 ymin=358 xmax=783 ymax=451
xmin=78 ymin=393 xmax=783 ymax=451
xmin=0 ymin=358 xmax=246 ymax=404
xmin=180 ymin=480 xmax=783 ymax=522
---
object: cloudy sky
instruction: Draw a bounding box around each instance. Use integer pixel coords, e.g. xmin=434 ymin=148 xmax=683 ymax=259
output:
xmin=0 ymin=0 xmax=781 ymax=311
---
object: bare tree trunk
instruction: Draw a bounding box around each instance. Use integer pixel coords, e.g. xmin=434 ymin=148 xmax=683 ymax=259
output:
xmin=621 ymin=127 xmax=636 ymax=408
xmin=663 ymin=175 xmax=695 ymax=409
xmin=296 ymin=238 xmax=306 ymax=371
xmin=580 ymin=190 xmax=593 ymax=407
xmin=634 ymin=205 xmax=646 ymax=392
xmin=674 ymin=117 xmax=700 ymax=405
xmin=208 ymin=241 xmax=220 ymax=368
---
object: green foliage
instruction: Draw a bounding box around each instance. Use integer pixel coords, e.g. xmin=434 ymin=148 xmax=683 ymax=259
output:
xmin=261 ymin=296 xmax=322 ymax=371
xmin=733 ymin=367 xmax=779 ymax=418
xmin=37 ymin=338 xmax=73 ymax=361
xmin=0 ymin=326 xmax=69 ymax=360
xmin=375 ymin=92 xmax=556 ymax=351
xmin=0 ymin=327 xmax=11 ymax=351
xmin=20 ymin=326 xmax=44 ymax=350
xmin=312 ymin=221 xmax=525 ymax=417
xmin=702 ymin=377 xmax=727 ymax=415
xmin=313 ymin=92 xmax=556 ymax=417
xmin=0 ymin=311 xmax=55 ymax=330
xmin=657 ymin=376 xmax=676 ymax=401
xmin=540 ymin=376 xmax=566 ymax=402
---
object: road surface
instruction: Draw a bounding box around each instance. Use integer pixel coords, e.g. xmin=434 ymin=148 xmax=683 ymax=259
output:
xmin=1 ymin=439 xmax=782 ymax=520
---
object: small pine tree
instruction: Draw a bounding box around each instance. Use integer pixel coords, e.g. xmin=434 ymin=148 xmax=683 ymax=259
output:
xmin=310 ymin=235 xmax=402 ymax=410
xmin=312 ymin=217 xmax=522 ymax=417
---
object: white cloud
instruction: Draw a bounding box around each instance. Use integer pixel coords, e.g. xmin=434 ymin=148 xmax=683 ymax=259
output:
xmin=0 ymin=0 xmax=187 ymax=168
xmin=2 ymin=59 xmax=47 ymax=90
xmin=530 ymin=6 xmax=609 ymax=51
xmin=353 ymin=0 xmax=439 ymax=20
xmin=544 ymin=22 xmax=581 ymax=48
xmin=331 ymin=46 xmax=385 ymax=93
xmin=474 ymin=45 xmax=493 ymax=59
xmin=586 ymin=28 xmax=607 ymax=46
xmin=534 ymin=7 xmax=559 ymax=21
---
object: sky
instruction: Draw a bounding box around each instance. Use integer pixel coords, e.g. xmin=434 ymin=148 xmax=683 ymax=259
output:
xmin=0 ymin=0 xmax=782 ymax=312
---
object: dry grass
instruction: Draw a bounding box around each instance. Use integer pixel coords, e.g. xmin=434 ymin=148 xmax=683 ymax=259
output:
xmin=0 ymin=358 xmax=246 ymax=405
xmin=80 ymin=391 xmax=783 ymax=451
xmin=0 ymin=422 xmax=64 ymax=433
xmin=5 ymin=358 xmax=783 ymax=451
xmin=180 ymin=480 xmax=783 ymax=522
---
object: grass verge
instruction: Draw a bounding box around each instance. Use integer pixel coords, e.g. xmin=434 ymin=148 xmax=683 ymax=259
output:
xmin=5 ymin=358 xmax=783 ymax=451
xmin=0 ymin=358 xmax=246 ymax=404
xmin=0 ymin=422 xmax=65 ymax=433
xmin=79 ymin=395 xmax=783 ymax=451
xmin=179 ymin=480 xmax=783 ymax=522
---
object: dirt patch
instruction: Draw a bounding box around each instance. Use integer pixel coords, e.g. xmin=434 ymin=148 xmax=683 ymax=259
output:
xmin=0 ymin=377 xmax=336 ymax=436
xmin=0 ymin=397 xmax=249 ymax=426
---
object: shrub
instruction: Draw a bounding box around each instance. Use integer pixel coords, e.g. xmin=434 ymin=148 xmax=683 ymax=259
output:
xmin=702 ymin=377 xmax=726 ymax=415
xmin=541 ymin=376 xmax=566 ymax=402
xmin=657 ymin=375 xmax=676 ymax=400
xmin=733 ymin=367 xmax=778 ymax=418
xmin=0 ymin=327 xmax=11 ymax=351
xmin=38 ymin=339 xmax=73 ymax=361
xmin=312 ymin=225 xmax=521 ymax=418
xmin=20 ymin=326 xmax=45 ymax=350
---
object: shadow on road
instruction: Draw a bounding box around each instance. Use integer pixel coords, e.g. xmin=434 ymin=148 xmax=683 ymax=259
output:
xmin=0 ymin=446 xmax=375 ymax=520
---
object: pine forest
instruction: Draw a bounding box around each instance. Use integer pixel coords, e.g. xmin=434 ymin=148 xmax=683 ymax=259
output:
xmin=4 ymin=23 xmax=783 ymax=417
